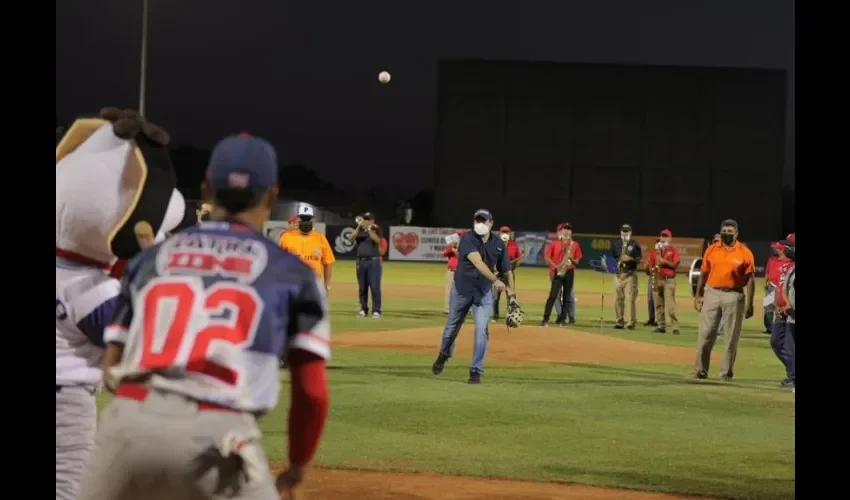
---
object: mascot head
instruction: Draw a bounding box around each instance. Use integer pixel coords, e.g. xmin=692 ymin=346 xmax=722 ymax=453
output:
xmin=56 ymin=108 xmax=186 ymax=266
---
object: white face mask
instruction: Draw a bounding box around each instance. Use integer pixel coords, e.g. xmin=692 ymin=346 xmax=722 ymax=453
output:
xmin=500 ymin=233 xmax=510 ymax=242
xmin=473 ymin=222 xmax=490 ymax=236
xmin=621 ymin=232 xmax=631 ymax=241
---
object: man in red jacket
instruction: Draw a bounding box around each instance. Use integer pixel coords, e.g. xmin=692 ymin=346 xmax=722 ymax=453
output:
xmin=646 ymin=229 xmax=681 ymax=334
xmin=770 ymin=235 xmax=795 ymax=389
xmin=493 ymin=226 xmax=524 ymax=320
xmin=541 ymin=223 xmax=583 ymax=327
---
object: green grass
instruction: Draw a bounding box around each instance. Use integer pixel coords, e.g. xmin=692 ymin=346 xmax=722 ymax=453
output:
xmin=98 ymin=261 xmax=795 ymax=500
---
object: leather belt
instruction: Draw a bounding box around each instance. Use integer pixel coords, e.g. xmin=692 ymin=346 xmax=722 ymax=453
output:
xmin=357 ymin=256 xmax=376 ymax=260
xmin=116 ymin=382 xmax=241 ymax=414
xmin=713 ymin=287 xmax=744 ymax=293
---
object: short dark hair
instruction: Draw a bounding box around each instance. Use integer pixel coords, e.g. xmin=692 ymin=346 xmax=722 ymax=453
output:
xmin=214 ymin=187 xmax=259 ymax=214
xmin=720 ymin=219 xmax=738 ymax=231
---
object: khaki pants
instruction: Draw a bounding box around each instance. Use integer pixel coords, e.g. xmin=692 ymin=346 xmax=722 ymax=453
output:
xmin=444 ymin=270 xmax=454 ymax=312
xmin=655 ymin=278 xmax=679 ymax=329
xmin=695 ymin=286 xmax=745 ymax=377
xmin=614 ymin=273 xmax=638 ymax=326
xmin=78 ymin=387 xmax=278 ymax=500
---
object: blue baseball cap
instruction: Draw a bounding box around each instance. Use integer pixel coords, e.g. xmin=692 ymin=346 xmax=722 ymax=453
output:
xmin=207 ymin=133 xmax=278 ymax=198
xmin=473 ymin=209 xmax=493 ymax=221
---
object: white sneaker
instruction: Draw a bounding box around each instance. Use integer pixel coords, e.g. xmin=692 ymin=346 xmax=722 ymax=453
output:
xmin=358 ymin=310 xmax=366 ymax=318
xmin=372 ymin=312 xmax=381 ymax=319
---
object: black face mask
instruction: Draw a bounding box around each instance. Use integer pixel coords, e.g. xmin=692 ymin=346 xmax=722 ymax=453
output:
xmin=299 ymin=220 xmax=314 ymax=233
xmin=771 ymin=248 xmax=779 ymax=257
xmin=720 ymin=233 xmax=735 ymax=245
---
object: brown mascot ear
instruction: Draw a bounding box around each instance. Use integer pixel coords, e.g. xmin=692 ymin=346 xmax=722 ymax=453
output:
xmin=100 ymin=108 xmax=179 ymax=259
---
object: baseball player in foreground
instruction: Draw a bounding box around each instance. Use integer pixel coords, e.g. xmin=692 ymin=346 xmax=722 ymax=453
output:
xmin=77 ymin=134 xmax=331 ymax=500
xmin=56 ymin=109 xmax=187 ymax=500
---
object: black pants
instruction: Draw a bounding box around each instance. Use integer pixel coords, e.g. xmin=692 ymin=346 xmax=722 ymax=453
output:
xmin=543 ymin=270 xmax=574 ymax=323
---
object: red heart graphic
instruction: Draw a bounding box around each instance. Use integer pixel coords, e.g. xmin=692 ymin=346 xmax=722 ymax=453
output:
xmin=392 ymin=232 xmax=419 ymax=256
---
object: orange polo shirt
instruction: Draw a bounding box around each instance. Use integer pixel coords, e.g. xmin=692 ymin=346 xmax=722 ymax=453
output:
xmin=700 ymin=241 xmax=755 ymax=289
xmin=279 ymin=230 xmax=335 ymax=278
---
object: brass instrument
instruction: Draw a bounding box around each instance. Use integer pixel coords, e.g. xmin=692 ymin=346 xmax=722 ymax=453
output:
xmin=556 ymin=237 xmax=575 ymax=277
xmin=650 ymin=241 xmax=664 ymax=290
xmin=618 ymin=239 xmax=630 ymax=273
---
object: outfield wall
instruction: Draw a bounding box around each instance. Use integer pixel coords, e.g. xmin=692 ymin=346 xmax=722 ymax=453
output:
xmin=265 ymin=220 xmax=775 ymax=276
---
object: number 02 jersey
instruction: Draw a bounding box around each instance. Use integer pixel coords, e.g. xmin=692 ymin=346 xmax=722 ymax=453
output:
xmin=104 ymin=221 xmax=331 ymax=413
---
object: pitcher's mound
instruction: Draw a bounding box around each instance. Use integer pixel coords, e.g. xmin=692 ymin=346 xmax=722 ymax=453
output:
xmin=289 ymin=468 xmax=704 ymax=500
xmin=336 ymin=326 xmax=712 ymax=365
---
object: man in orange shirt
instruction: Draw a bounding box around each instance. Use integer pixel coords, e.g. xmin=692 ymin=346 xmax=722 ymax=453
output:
xmin=647 ymin=229 xmax=681 ymax=334
xmin=540 ymin=223 xmax=583 ymax=327
xmin=693 ymin=219 xmax=756 ymax=380
xmin=279 ymin=205 xmax=335 ymax=293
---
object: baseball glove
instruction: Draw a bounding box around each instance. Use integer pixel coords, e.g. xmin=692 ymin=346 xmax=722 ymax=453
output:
xmin=505 ymin=296 xmax=525 ymax=328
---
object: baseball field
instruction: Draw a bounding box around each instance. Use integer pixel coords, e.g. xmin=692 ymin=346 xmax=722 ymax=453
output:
xmin=96 ymin=261 xmax=795 ymax=500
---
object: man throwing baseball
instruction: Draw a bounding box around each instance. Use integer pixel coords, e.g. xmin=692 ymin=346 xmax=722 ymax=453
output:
xmin=77 ymin=134 xmax=331 ymax=500
xmin=431 ymin=209 xmax=514 ymax=384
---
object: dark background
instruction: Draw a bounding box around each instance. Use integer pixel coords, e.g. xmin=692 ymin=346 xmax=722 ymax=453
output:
xmin=435 ymin=61 xmax=787 ymax=239
xmin=55 ymin=0 xmax=794 ymax=237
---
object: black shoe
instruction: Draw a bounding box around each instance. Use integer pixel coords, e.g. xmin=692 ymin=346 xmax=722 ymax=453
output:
xmin=279 ymin=358 xmax=288 ymax=369
xmin=555 ymin=321 xmax=567 ymax=327
xmin=644 ymin=320 xmax=658 ymax=327
xmin=568 ymin=318 xmax=576 ymax=324
xmin=779 ymin=378 xmax=795 ymax=389
xmin=432 ymin=354 xmax=448 ymax=375
xmin=672 ymin=329 xmax=680 ymax=335
xmin=614 ymin=324 xmax=625 ymax=330
xmin=721 ymin=373 xmax=733 ymax=381
xmin=694 ymin=371 xmax=708 ymax=379
xmin=540 ymin=320 xmax=549 ymax=327
xmin=626 ymin=325 xmax=636 ymax=331
xmin=468 ymin=371 xmax=481 ymax=384
xmin=762 ymin=329 xmax=771 ymax=334
xmin=653 ymin=327 xmax=666 ymax=334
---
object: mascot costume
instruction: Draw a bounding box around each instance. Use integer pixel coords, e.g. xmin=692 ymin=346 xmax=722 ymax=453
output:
xmin=55 ymin=108 xmax=187 ymax=500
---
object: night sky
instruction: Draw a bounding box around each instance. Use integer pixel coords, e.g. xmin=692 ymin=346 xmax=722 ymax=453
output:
xmin=56 ymin=0 xmax=794 ymax=194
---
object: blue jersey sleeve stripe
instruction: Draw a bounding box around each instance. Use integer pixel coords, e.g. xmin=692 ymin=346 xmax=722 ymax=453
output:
xmin=76 ymin=295 xmax=119 ymax=348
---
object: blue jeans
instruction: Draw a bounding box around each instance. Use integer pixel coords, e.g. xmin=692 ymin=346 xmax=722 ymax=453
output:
xmin=770 ymin=316 xmax=795 ymax=380
xmin=439 ymin=285 xmax=493 ymax=375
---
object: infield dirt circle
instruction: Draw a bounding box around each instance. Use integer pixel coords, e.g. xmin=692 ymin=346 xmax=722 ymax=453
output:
xmin=282 ymin=282 xmax=713 ymax=498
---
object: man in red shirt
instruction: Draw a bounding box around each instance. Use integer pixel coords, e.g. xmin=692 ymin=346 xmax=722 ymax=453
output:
xmin=770 ymin=235 xmax=795 ymax=389
xmin=493 ymin=226 xmax=524 ymax=320
xmin=646 ymin=229 xmax=681 ymax=334
xmin=762 ymin=242 xmax=783 ymax=334
xmin=441 ymin=231 xmax=464 ymax=314
xmin=541 ymin=223 xmax=583 ymax=327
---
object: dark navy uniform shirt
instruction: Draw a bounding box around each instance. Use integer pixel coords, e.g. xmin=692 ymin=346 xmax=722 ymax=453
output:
xmin=455 ymin=231 xmax=511 ymax=303
xmin=612 ymin=239 xmax=643 ymax=273
xmin=355 ymin=226 xmax=382 ymax=258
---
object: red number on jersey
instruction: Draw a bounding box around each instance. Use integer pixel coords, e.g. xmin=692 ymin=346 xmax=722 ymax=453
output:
xmin=139 ymin=278 xmax=263 ymax=385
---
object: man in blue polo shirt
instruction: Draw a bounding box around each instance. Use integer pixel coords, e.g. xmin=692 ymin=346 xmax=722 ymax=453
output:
xmin=431 ymin=209 xmax=514 ymax=384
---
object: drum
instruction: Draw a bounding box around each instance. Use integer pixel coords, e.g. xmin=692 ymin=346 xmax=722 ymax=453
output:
xmin=689 ymin=258 xmax=703 ymax=297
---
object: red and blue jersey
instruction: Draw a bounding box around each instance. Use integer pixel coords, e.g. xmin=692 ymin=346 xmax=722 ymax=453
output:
xmin=104 ymin=220 xmax=331 ymax=413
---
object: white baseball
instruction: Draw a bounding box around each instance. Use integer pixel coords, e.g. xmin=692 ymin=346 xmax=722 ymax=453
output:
xmin=378 ymin=71 xmax=391 ymax=84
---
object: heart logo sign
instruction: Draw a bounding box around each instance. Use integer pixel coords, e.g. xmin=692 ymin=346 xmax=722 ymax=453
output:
xmin=392 ymin=232 xmax=419 ymax=256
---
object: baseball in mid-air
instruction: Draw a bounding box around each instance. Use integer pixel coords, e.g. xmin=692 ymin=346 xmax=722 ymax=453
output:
xmin=378 ymin=71 xmax=391 ymax=84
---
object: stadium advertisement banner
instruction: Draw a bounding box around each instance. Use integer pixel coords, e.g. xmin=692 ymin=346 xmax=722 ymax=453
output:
xmin=262 ymin=220 xmax=326 ymax=243
xmin=505 ymin=232 xmax=615 ymax=271
xmin=325 ymin=225 xmax=359 ymax=259
xmin=632 ymin=236 xmax=705 ymax=273
xmin=388 ymin=226 xmax=463 ymax=261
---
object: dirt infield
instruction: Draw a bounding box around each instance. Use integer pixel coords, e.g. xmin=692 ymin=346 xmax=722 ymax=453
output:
xmin=276 ymin=467 xmax=704 ymax=500
xmin=336 ymin=325 xmax=713 ymax=365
